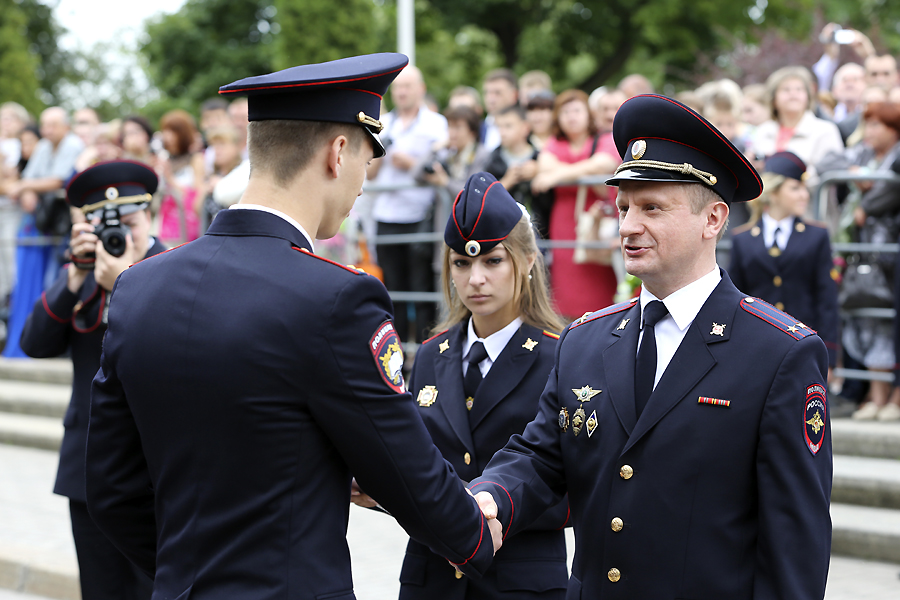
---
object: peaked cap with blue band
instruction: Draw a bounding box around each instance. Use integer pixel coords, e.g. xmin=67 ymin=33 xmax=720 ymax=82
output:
xmin=764 ymin=151 xmax=808 ymax=182
xmin=219 ymin=53 xmax=409 ymax=159
xmin=606 ymin=94 xmax=763 ymax=203
xmin=445 ymin=172 xmax=523 ymax=257
xmin=66 ymin=160 xmax=158 ymax=216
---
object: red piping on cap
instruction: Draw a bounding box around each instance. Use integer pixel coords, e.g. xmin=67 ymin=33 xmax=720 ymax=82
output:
xmin=218 ymin=65 xmax=407 ymax=95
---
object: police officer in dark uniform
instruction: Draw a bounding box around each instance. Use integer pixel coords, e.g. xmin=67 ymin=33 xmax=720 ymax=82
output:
xmin=469 ymin=95 xmax=833 ymax=599
xmin=83 ymin=54 xmax=501 ymax=600
xmin=729 ymin=151 xmax=840 ymax=370
xmin=21 ymin=160 xmax=163 ymax=600
xmin=365 ymin=173 xmax=570 ymax=599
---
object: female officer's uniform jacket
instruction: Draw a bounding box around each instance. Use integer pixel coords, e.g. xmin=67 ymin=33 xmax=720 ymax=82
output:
xmin=401 ymin=322 xmax=569 ymax=600
xmin=729 ymin=217 xmax=839 ymax=366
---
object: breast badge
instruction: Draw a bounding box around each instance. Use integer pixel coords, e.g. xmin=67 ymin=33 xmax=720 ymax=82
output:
xmin=558 ymin=407 xmax=569 ymax=432
xmin=710 ymin=322 xmax=726 ymax=336
xmin=572 ymin=386 xmax=601 ymax=401
xmin=417 ymin=386 xmax=438 ymax=407
xmin=439 ymin=339 xmax=450 ymax=354
xmin=586 ymin=410 xmax=598 ymax=438
xmin=572 ymin=407 xmax=586 ymax=436
xmin=369 ymin=320 xmax=405 ymax=393
xmin=522 ymin=338 xmax=538 ymax=351
xmin=804 ymin=384 xmax=827 ymax=455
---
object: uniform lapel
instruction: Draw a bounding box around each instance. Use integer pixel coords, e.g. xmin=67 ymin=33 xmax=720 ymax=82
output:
xmin=622 ymin=275 xmax=738 ymax=454
xmin=752 ymin=228 xmax=779 ymax=277
xmin=603 ymin=303 xmax=642 ymax=435
xmin=469 ymin=324 xmax=541 ymax=429
xmin=434 ymin=326 xmax=476 ymax=452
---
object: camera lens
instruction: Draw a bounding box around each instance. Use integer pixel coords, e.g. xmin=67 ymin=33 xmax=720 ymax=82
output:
xmin=100 ymin=224 xmax=131 ymax=257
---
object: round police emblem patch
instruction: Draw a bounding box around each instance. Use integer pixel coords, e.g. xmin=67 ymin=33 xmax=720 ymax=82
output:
xmin=804 ymin=384 xmax=827 ymax=455
xmin=370 ymin=320 xmax=405 ymax=393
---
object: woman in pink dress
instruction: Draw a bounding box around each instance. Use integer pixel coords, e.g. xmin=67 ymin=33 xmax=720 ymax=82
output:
xmin=532 ymin=90 xmax=620 ymax=319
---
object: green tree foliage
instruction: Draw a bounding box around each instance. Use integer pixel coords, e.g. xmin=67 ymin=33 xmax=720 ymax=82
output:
xmin=0 ymin=0 xmax=42 ymax=115
xmin=18 ymin=0 xmax=73 ymax=107
xmin=273 ymin=0 xmax=380 ymax=68
xmin=140 ymin=0 xmax=277 ymax=113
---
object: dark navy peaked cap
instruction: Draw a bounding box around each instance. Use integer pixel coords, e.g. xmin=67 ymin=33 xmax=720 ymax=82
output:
xmin=606 ymin=94 xmax=762 ymax=203
xmin=67 ymin=160 xmax=157 ymax=216
xmin=219 ymin=53 xmax=409 ymax=158
xmin=764 ymin=151 xmax=807 ymax=182
xmin=445 ymin=172 xmax=523 ymax=257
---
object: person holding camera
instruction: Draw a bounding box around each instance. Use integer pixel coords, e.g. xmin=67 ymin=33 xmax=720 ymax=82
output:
xmin=19 ymin=160 xmax=163 ymax=600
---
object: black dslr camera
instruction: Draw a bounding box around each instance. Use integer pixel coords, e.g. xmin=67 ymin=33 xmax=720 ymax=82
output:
xmin=75 ymin=204 xmax=130 ymax=270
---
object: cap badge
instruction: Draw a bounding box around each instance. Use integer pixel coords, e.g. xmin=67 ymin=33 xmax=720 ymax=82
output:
xmin=710 ymin=322 xmax=726 ymax=336
xmin=631 ymin=140 xmax=647 ymax=159
xmin=439 ymin=339 xmax=450 ymax=354
xmin=105 ymin=187 xmax=119 ymax=201
xmin=572 ymin=386 xmax=601 ymax=401
xmin=522 ymin=338 xmax=538 ymax=351
xmin=559 ymin=407 xmax=569 ymax=431
xmin=572 ymin=406 xmax=586 ymax=436
xmin=586 ymin=410 xmax=598 ymax=438
xmin=356 ymin=111 xmax=384 ymax=133
xmin=465 ymin=240 xmax=481 ymax=256
xmin=417 ymin=385 xmax=438 ymax=407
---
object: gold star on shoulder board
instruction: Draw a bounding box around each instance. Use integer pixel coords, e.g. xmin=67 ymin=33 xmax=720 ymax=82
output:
xmin=796 ymin=322 xmax=807 ymax=329
xmin=787 ymin=325 xmax=799 ymax=333
xmin=439 ymin=339 xmax=450 ymax=354
xmin=572 ymin=386 xmax=601 ymax=401
xmin=522 ymin=338 xmax=538 ymax=351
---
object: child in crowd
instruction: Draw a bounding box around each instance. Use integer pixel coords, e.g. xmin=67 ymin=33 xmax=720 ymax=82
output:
xmin=484 ymin=105 xmax=542 ymax=230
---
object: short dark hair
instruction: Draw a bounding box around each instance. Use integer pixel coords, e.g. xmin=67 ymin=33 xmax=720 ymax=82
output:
xmin=498 ymin=104 xmax=527 ymax=120
xmin=444 ymin=106 xmax=481 ymax=138
xmin=201 ymin=98 xmax=229 ymax=114
xmin=122 ymin=115 xmax=154 ymax=143
xmin=248 ymin=120 xmax=366 ymax=187
xmin=526 ymin=91 xmax=555 ymax=111
xmin=484 ymin=68 xmax=518 ymax=88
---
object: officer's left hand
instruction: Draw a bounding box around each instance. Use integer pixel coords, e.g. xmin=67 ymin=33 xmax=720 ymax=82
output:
xmin=349 ymin=478 xmax=378 ymax=508
xmin=94 ymin=234 xmax=138 ymax=291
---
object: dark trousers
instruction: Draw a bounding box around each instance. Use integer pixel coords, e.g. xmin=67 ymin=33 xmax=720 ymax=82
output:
xmin=70 ymin=499 xmax=154 ymax=600
xmin=377 ymin=221 xmax=436 ymax=343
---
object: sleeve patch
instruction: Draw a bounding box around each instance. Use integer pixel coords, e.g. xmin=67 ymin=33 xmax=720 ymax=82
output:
xmin=804 ymin=384 xmax=827 ymax=455
xmin=370 ymin=320 xmax=405 ymax=393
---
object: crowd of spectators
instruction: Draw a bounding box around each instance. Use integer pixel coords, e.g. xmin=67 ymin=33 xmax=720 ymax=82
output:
xmin=1 ymin=23 xmax=900 ymax=417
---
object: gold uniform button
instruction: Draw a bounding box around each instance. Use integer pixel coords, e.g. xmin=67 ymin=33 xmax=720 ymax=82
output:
xmin=775 ymin=302 xmax=785 ymax=310
xmin=608 ymin=568 xmax=621 ymax=582
xmin=619 ymin=465 xmax=633 ymax=480
xmin=464 ymin=452 xmax=471 ymax=465
xmin=773 ymin=276 xmax=783 ymax=287
xmin=611 ymin=517 xmax=624 ymax=532
xmin=455 ymin=570 xmax=464 ymax=580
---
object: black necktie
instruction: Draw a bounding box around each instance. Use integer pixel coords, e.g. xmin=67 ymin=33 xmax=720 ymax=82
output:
xmin=769 ymin=226 xmax=782 ymax=256
xmin=635 ymin=301 xmax=669 ymax=419
xmin=463 ymin=341 xmax=488 ymax=404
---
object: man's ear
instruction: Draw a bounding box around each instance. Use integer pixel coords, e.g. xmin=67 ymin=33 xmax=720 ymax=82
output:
xmin=326 ymin=135 xmax=349 ymax=179
xmin=704 ymin=201 xmax=729 ymax=240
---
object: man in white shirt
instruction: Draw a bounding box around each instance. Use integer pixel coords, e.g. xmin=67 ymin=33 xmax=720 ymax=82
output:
xmin=470 ymin=94 xmax=832 ymax=599
xmin=369 ymin=66 xmax=448 ymax=342
xmin=481 ymin=69 xmax=519 ymax=152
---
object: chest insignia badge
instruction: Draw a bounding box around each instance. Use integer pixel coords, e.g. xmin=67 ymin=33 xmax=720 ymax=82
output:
xmin=465 ymin=396 xmax=474 ymax=411
xmin=417 ymin=385 xmax=438 ymax=407
xmin=522 ymin=338 xmax=538 ymax=351
xmin=572 ymin=407 xmax=586 ymax=437
xmin=616 ymin=318 xmax=630 ymax=331
xmin=710 ymin=322 xmax=726 ymax=336
xmin=572 ymin=386 xmax=601 ymax=401
xmin=439 ymin=339 xmax=450 ymax=354
xmin=559 ymin=407 xmax=569 ymax=432
xmin=586 ymin=410 xmax=598 ymax=438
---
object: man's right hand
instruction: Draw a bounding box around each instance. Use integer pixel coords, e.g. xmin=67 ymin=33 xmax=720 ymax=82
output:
xmin=473 ymin=491 xmax=502 ymax=554
xmin=67 ymin=222 xmax=98 ymax=292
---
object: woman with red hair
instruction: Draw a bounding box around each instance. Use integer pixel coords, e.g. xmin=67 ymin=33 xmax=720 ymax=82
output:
xmin=157 ymin=109 xmax=203 ymax=246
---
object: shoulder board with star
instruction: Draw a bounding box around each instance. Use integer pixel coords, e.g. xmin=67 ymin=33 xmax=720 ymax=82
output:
xmin=293 ymin=247 xmax=365 ymax=275
xmin=421 ymin=329 xmax=449 ymax=345
xmin=740 ymin=297 xmax=817 ymax=340
xmin=569 ymin=298 xmax=638 ymax=330
xmin=542 ymin=330 xmax=560 ymax=340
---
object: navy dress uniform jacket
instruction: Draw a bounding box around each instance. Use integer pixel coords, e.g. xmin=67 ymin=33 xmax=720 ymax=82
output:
xmin=84 ymin=209 xmax=495 ymax=600
xmin=20 ymin=242 xmax=165 ymax=501
xmin=401 ymin=323 xmax=569 ymax=599
xmin=470 ymin=271 xmax=832 ymax=600
xmin=729 ymin=219 xmax=840 ymax=366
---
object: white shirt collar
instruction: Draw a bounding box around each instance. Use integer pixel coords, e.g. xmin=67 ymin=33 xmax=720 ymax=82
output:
xmin=464 ymin=316 xmax=524 ymax=363
xmin=761 ymin=213 xmax=794 ymax=248
xmin=639 ymin=267 xmax=721 ymax=332
xmin=229 ymin=204 xmax=315 ymax=251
